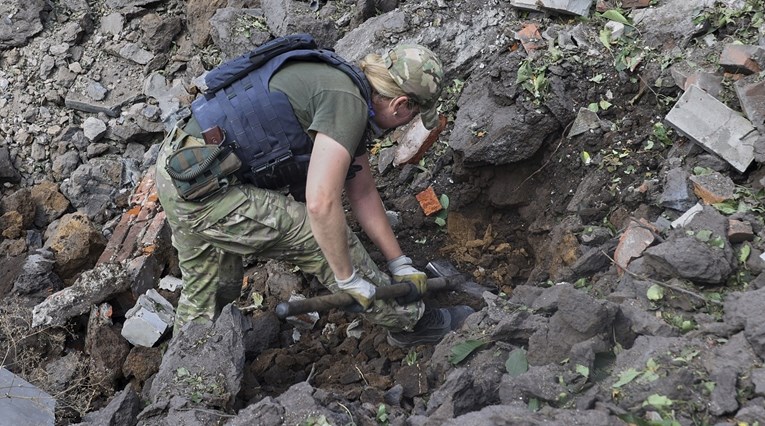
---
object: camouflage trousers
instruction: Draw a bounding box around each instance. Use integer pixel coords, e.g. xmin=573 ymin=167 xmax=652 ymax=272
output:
xmin=155 ymin=124 xmax=424 ymax=333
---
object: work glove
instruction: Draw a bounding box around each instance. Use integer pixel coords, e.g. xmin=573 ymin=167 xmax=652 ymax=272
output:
xmin=388 ymin=255 xmax=428 ymax=304
xmin=336 ymin=269 xmax=376 ymax=311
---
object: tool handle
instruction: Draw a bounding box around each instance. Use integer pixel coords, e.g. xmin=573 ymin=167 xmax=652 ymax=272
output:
xmin=275 ymin=276 xmax=455 ymax=320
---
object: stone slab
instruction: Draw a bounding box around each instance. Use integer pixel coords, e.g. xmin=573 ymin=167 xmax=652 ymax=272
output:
xmin=539 ymin=0 xmax=593 ymax=16
xmin=0 ymin=368 xmax=55 ymax=426
xmin=509 ymin=0 xmax=543 ymax=11
xmin=665 ymin=85 xmax=756 ymax=173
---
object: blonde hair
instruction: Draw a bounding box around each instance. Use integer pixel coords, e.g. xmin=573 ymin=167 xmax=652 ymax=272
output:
xmin=359 ymin=53 xmax=407 ymax=99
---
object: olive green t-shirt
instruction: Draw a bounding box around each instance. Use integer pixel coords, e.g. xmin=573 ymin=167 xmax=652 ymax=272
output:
xmin=268 ymin=61 xmax=369 ymax=158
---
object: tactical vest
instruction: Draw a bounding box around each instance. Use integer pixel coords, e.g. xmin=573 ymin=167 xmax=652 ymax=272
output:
xmin=190 ymin=34 xmax=374 ymax=199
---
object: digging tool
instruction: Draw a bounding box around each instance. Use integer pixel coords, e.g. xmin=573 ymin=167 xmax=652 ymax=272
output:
xmin=274 ymin=259 xmax=494 ymax=320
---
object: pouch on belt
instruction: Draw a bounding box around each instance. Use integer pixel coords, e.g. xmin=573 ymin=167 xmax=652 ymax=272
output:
xmin=165 ymin=135 xmax=242 ymax=201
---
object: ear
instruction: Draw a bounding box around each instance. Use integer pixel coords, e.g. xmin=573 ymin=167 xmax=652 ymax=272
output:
xmin=391 ymin=96 xmax=411 ymax=110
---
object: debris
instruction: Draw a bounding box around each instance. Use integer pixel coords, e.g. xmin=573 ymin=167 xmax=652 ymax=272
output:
xmin=0 ymin=368 xmax=55 ymax=426
xmin=614 ymin=219 xmax=656 ymax=274
xmin=728 ymin=219 xmax=754 ymax=243
xmin=622 ymin=0 xmax=650 ymax=8
xmin=538 ymin=0 xmax=594 ymax=16
xmin=415 ymin=186 xmax=443 ymax=216
xmin=121 ymin=289 xmax=175 ymax=347
xmin=567 ymin=107 xmax=602 ymax=138
xmin=285 ymin=294 xmax=320 ymax=330
xmin=659 ymin=168 xmax=697 ymax=211
xmin=670 ymin=203 xmax=704 ymax=229
xmin=719 ymin=44 xmax=764 ymax=75
xmin=393 ymin=114 xmax=447 ymax=166
xmin=689 ymin=171 xmax=736 ymax=204
xmin=605 ymin=21 xmax=625 ymax=40
xmin=158 ymin=275 xmax=183 ymax=291
xmin=735 ymin=79 xmax=765 ymax=131
xmin=665 ymin=85 xmax=757 ymax=173
xmin=516 ymin=24 xmax=545 ymax=54
xmin=508 ymin=0 xmax=543 ymax=12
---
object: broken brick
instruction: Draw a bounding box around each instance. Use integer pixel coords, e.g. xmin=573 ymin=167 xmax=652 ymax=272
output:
xmin=719 ymin=44 xmax=763 ymax=75
xmin=415 ymin=186 xmax=443 ymax=216
xmin=614 ymin=219 xmax=656 ymax=275
xmin=728 ymin=219 xmax=754 ymax=243
xmin=735 ymin=79 xmax=765 ymax=130
xmin=516 ymin=23 xmax=545 ymax=53
xmin=393 ymin=115 xmax=447 ymax=166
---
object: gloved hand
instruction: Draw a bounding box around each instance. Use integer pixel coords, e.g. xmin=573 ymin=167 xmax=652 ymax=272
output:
xmin=388 ymin=255 xmax=428 ymax=298
xmin=336 ymin=269 xmax=376 ymax=310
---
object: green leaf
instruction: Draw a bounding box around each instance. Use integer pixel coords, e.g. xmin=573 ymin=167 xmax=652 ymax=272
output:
xmin=613 ymin=368 xmax=640 ymax=388
xmin=602 ymin=9 xmax=631 ymax=25
xmin=439 ymin=194 xmax=450 ymax=210
xmin=646 ymin=284 xmax=664 ymax=301
xmin=517 ymin=61 xmax=532 ymax=84
xmin=713 ymin=200 xmax=738 ymax=215
xmin=599 ymin=100 xmax=612 ymax=110
xmin=599 ymin=29 xmax=613 ymax=49
xmin=589 ymin=74 xmax=604 ymax=83
xmin=448 ymin=339 xmax=487 ymax=365
xmin=576 ymin=364 xmax=590 ymax=379
xmin=434 ymin=217 xmax=446 ymax=227
xmin=644 ymin=140 xmax=654 ymax=150
xmin=528 ymin=398 xmax=540 ymax=412
xmin=709 ymin=236 xmax=725 ymax=249
xmin=251 ymin=292 xmax=264 ymax=308
xmin=581 ymin=151 xmax=591 ymax=165
xmin=588 ymin=102 xmax=599 ymax=112
xmin=643 ymin=394 xmax=673 ymax=409
xmin=641 ymin=370 xmax=659 ymax=383
xmin=505 ymin=348 xmax=529 ymax=376
xmin=176 ymin=367 xmax=189 ymax=377
xmin=740 ymin=244 xmax=751 ymax=263
xmin=695 ymin=229 xmax=712 ymax=242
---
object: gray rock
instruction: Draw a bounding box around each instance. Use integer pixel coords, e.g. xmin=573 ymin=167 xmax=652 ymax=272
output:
xmin=440 ymin=403 xmax=621 ymax=426
xmin=145 ymin=305 xmax=248 ymax=411
xmin=119 ymin=42 xmax=154 ymax=65
xmin=59 ymin=157 xmax=124 ymax=222
xmin=81 ymin=386 xmax=142 ymax=426
xmin=13 ymin=249 xmax=63 ymax=294
xmin=632 ymin=0 xmax=716 ymax=49
xmin=0 ymin=0 xmax=50 ymax=49
xmin=83 ymin=117 xmax=107 ymax=141
xmin=643 ymin=237 xmax=734 ymax=285
xmin=660 ymin=167 xmax=697 ymax=211
xmin=209 ymin=8 xmax=269 ymax=60
xmin=100 ymin=12 xmax=125 ymax=36
xmin=0 ymin=146 xmax=22 ymax=183
xmin=32 ymin=263 xmax=130 ymax=327
xmin=121 ymin=289 xmax=175 ymax=347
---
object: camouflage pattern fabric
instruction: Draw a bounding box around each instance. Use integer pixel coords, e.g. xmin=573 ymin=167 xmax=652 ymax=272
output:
xmin=156 ymin=125 xmax=424 ymax=333
xmin=383 ymin=44 xmax=444 ymax=129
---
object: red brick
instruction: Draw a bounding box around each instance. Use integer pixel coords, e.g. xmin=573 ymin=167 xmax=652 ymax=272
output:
xmin=415 ymin=187 xmax=443 ymax=216
xmin=728 ymin=219 xmax=754 ymax=243
xmin=720 ymin=44 xmax=762 ymax=75
xmin=516 ymin=24 xmax=545 ymax=54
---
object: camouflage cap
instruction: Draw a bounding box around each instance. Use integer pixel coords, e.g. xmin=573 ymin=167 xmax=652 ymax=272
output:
xmin=382 ymin=44 xmax=444 ymax=130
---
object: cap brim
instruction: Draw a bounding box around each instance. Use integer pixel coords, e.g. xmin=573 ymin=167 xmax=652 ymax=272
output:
xmin=420 ymin=104 xmax=439 ymax=130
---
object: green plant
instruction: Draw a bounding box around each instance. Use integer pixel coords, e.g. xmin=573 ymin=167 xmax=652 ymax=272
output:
xmin=517 ymin=59 xmax=549 ymax=99
xmin=404 ymin=349 xmax=418 ymax=366
xmin=434 ymin=194 xmax=449 ymax=227
xmin=448 ymin=339 xmax=488 ymax=365
xmin=376 ymin=403 xmax=389 ymax=425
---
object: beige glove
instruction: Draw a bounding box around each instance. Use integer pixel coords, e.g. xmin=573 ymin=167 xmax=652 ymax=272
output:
xmin=336 ymin=269 xmax=376 ymax=310
xmin=388 ymin=255 xmax=427 ymax=296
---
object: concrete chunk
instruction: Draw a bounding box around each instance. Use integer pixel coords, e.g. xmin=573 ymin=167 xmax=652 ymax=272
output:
xmin=689 ymin=171 xmax=736 ymax=204
xmin=539 ymin=0 xmax=593 ymax=16
xmin=0 ymin=368 xmax=55 ymax=426
xmin=121 ymin=289 xmax=175 ymax=347
xmin=735 ymin=79 xmax=765 ymax=131
xmin=32 ymin=263 xmax=130 ymax=327
xmin=671 ymin=203 xmax=704 ymax=229
xmin=509 ymin=0 xmax=543 ymax=11
xmin=665 ymin=85 xmax=757 ymax=173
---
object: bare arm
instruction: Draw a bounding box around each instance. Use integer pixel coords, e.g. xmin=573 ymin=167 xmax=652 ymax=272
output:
xmin=305 ymin=132 xmax=355 ymax=280
xmin=345 ymin=152 xmax=404 ymax=262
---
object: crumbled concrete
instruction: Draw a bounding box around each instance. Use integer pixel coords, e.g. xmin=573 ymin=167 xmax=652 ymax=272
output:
xmin=671 ymin=203 xmax=704 ymax=229
xmin=665 ymin=85 xmax=757 ymax=173
xmin=121 ymin=289 xmax=175 ymax=347
xmin=689 ymin=171 xmax=736 ymax=204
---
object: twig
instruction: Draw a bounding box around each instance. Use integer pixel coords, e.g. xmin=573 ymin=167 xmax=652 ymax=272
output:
xmin=305 ymin=363 xmax=316 ymax=384
xmin=355 ymin=365 xmax=369 ymax=386
xmin=601 ymin=251 xmax=723 ymax=306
